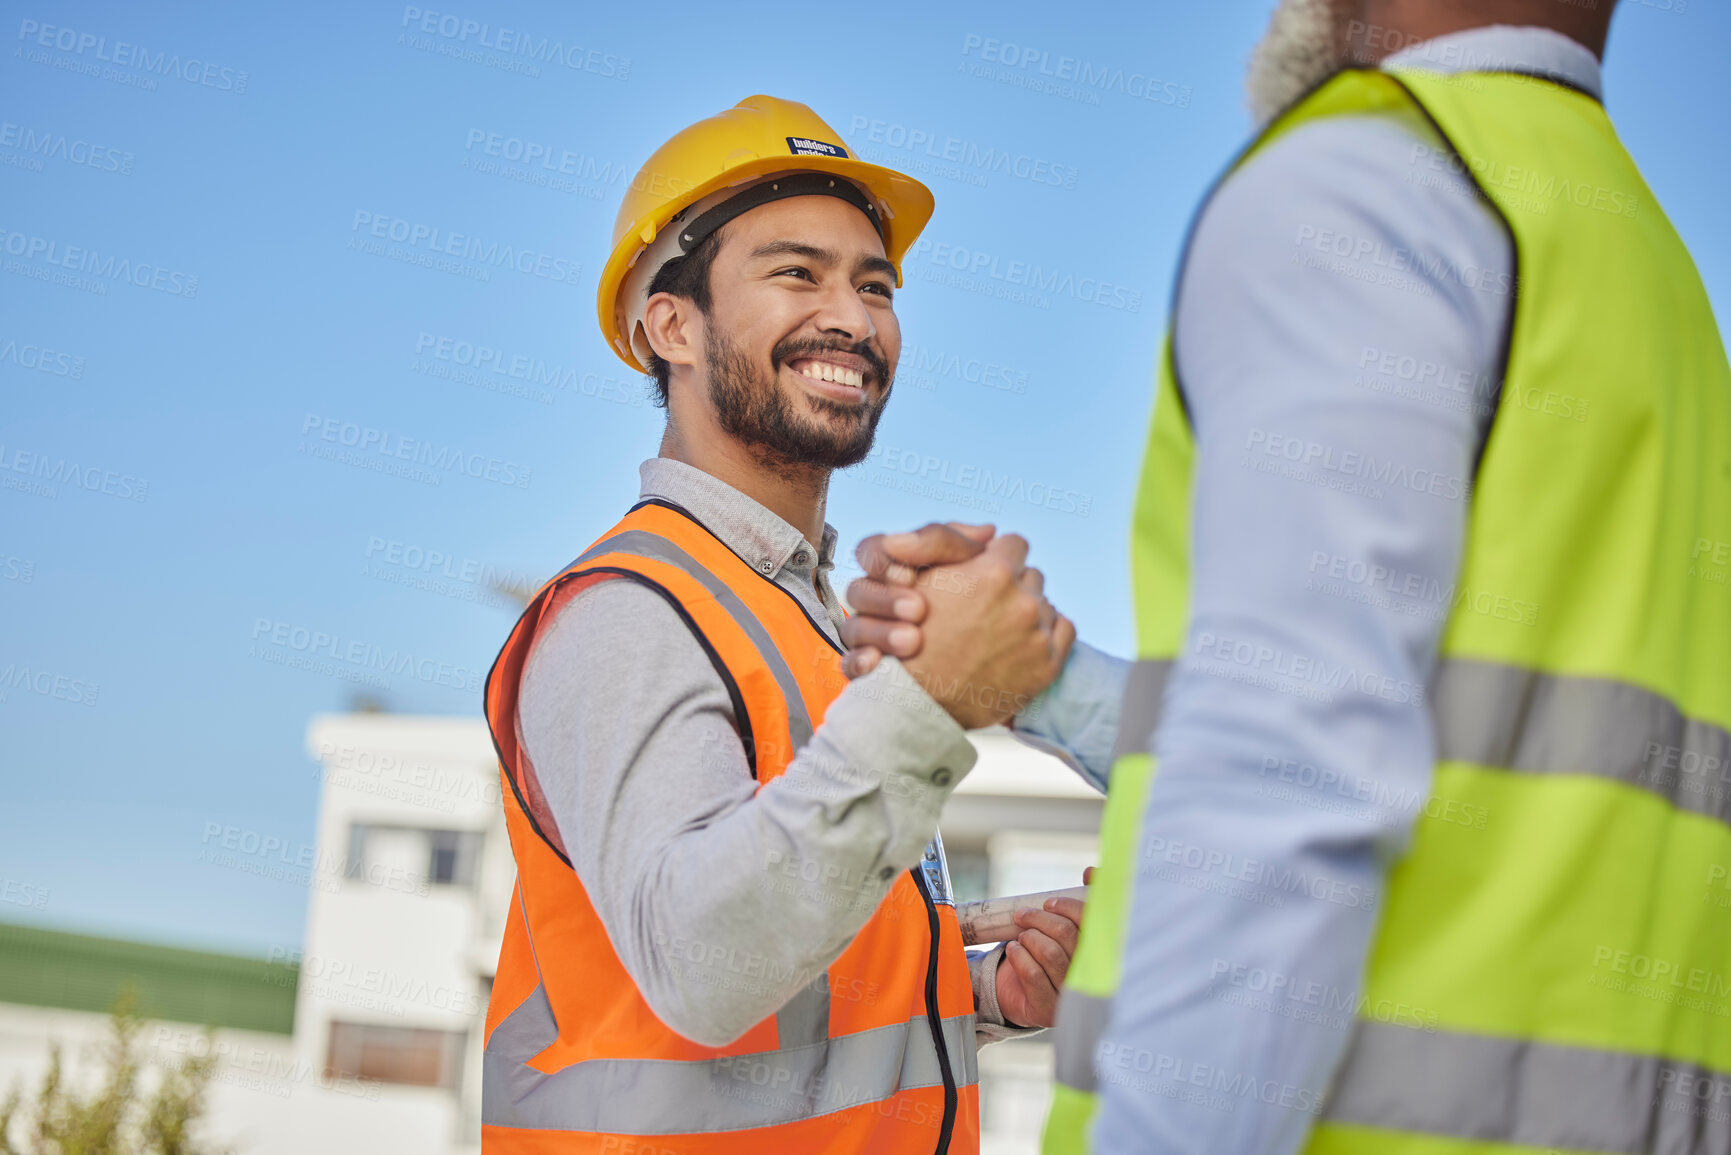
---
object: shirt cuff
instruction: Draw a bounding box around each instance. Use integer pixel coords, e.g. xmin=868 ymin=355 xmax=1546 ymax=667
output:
xmin=969 ymin=944 xmax=1048 ymax=1046
xmin=1011 ymin=640 xmax=1127 ymax=792
xmin=820 ymin=656 xmax=980 ymax=797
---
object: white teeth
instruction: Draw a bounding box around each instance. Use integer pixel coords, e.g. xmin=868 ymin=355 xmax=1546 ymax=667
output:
xmin=796 ymin=361 xmax=864 ymax=389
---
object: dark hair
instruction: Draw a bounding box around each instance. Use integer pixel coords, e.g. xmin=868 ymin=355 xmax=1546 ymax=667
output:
xmin=642 ymin=228 xmax=725 ymax=407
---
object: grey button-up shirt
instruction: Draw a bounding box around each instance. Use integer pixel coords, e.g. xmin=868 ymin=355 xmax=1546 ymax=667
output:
xmin=517 ymin=457 xmax=1032 ymax=1048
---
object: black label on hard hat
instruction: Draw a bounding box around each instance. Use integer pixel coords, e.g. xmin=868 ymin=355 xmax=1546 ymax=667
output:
xmin=787 ymin=136 xmax=848 ymax=159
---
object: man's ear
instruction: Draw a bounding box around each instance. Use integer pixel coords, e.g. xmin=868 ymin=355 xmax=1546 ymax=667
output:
xmin=642 ymin=292 xmax=700 ymax=372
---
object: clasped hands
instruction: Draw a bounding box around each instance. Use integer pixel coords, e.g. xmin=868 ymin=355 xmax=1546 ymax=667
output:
xmin=840 ymin=522 xmax=1074 ymax=730
xmin=841 ymin=522 xmax=1081 ymax=1027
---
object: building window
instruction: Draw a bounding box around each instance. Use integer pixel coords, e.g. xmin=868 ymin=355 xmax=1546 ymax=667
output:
xmin=345 ymin=825 xmax=481 ymax=891
xmin=326 ymin=1021 xmax=466 ymax=1089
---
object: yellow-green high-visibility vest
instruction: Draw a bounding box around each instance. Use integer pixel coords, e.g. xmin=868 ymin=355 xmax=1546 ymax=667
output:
xmin=1045 ymin=66 xmax=1731 ymax=1155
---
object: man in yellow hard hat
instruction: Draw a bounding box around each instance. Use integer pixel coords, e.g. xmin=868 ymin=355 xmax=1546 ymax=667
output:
xmin=479 ymin=95 xmax=1085 ymax=1154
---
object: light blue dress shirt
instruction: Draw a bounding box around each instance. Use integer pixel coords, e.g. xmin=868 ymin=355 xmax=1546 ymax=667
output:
xmin=1013 ymin=26 xmax=1603 ymax=1155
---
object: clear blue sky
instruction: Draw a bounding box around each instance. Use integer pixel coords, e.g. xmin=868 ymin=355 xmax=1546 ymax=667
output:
xmin=4 ymin=1 xmax=1727 ymax=956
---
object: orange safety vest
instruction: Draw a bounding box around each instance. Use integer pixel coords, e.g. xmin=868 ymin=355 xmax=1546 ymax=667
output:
xmin=481 ymin=498 xmax=981 ymax=1154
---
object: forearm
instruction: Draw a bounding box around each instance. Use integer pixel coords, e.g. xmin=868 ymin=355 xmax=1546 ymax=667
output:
xmin=1098 ymin=715 xmax=1412 ymax=1152
xmin=1011 ymin=640 xmax=1128 ymax=791
xmin=626 ymin=660 xmax=975 ymax=1044
xmin=520 ymin=580 xmax=981 ymax=1047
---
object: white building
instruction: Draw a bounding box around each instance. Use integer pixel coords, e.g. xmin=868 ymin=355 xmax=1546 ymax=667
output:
xmin=0 ymin=713 xmax=1101 ymax=1154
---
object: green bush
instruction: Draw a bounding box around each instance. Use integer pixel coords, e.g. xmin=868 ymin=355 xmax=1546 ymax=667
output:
xmin=0 ymin=990 xmax=228 ymax=1155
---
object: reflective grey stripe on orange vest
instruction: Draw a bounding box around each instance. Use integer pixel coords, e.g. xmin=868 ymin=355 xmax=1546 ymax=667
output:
xmin=775 ymin=973 xmax=831 ymax=1052
xmin=1324 ymin=1020 xmax=1731 ymax=1153
xmin=576 ymin=530 xmax=815 ymax=753
xmin=483 ymin=982 xmax=978 ymax=1133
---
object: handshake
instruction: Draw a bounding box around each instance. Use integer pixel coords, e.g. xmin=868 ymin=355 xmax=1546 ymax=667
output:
xmin=841 ymin=522 xmax=1075 ymax=730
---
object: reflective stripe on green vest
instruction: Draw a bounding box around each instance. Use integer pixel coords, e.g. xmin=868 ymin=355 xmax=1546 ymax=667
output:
xmin=1044 ymin=66 xmax=1731 ymax=1155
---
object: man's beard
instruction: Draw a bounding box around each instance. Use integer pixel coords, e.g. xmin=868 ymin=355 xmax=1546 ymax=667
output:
xmin=1245 ymin=0 xmax=1353 ymax=127
xmin=703 ymin=325 xmax=891 ymax=472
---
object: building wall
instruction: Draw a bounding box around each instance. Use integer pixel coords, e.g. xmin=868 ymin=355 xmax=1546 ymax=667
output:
xmin=0 ymin=717 xmax=1099 ymax=1154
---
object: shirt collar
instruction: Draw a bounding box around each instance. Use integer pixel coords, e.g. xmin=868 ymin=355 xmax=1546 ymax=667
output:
xmin=637 ymin=458 xmax=837 ymax=582
xmin=1383 ymin=24 xmax=1603 ymax=101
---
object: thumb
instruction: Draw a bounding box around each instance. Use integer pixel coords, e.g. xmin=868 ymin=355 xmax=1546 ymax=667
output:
xmin=871 ymin=522 xmax=994 ymax=574
xmin=946 ymin=522 xmax=997 ymax=544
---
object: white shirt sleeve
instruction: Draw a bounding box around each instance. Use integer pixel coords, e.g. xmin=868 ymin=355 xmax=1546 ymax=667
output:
xmin=1090 ymin=110 xmax=1510 ymax=1154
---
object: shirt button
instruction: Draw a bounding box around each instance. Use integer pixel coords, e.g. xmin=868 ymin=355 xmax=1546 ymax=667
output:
xmin=932 ymin=768 xmax=953 ymax=787
xmin=879 ymin=866 xmax=896 ymax=881
xmin=794 ymin=550 xmax=810 ymax=566
xmin=758 ymin=559 xmax=775 ymax=574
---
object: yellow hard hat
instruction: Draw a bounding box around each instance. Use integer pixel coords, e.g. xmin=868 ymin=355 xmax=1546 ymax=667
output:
xmin=598 ymin=94 xmax=936 ymax=373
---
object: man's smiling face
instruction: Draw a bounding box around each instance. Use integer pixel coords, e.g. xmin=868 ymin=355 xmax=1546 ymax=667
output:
xmin=692 ymin=194 xmax=901 ymax=470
